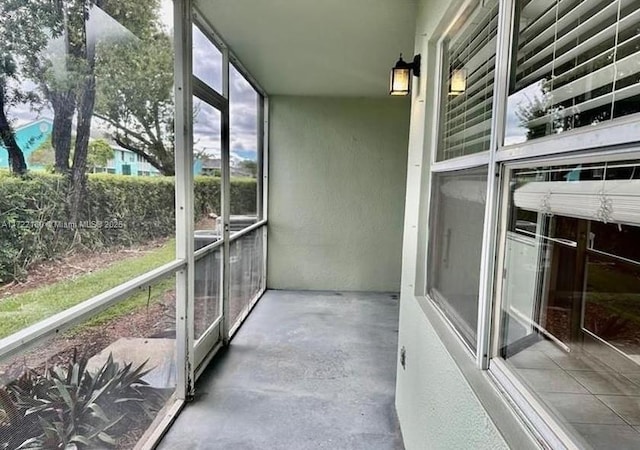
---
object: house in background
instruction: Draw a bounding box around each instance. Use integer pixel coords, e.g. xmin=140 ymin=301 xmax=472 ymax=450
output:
xmin=0 ymin=119 xmax=161 ymax=176
xmin=0 ymin=119 xmax=53 ymax=171
xmin=193 ymin=156 xmax=220 ymax=176
xmin=96 ymin=145 xmax=162 ymax=176
xmin=0 ymin=119 xmax=253 ymax=178
xmin=194 ymin=155 xmax=256 ymax=177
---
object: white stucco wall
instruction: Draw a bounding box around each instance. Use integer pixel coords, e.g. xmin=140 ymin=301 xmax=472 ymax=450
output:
xmin=267 ymin=96 xmax=410 ymax=292
xmin=394 ymin=0 xmax=515 ymax=448
xmin=397 ymin=298 xmax=509 ymax=450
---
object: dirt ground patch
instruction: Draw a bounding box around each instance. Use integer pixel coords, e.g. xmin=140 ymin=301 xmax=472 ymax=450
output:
xmin=0 ymin=289 xmax=176 ymax=449
xmin=0 ymin=238 xmax=171 ymax=298
xmin=0 ymin=289 xmax=176 ymax=383
xmin=0 ymin=237 xmax=180 ymax=448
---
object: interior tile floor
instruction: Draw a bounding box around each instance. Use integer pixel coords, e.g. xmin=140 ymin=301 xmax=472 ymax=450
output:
xmin=157 ymin=290 xmax=404 ymax=450
xmin=506 ymin=338 xmax=640 ymax=449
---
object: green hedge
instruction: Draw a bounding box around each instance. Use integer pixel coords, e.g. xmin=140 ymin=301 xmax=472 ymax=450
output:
xmin=0 ymin=173 xmax=68 ymax=279
xmin=0 ymin=173 xmax=257 ymax=283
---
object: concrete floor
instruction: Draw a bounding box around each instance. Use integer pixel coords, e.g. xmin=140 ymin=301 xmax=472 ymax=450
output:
xmin=158 ymin=290 xmax=403 ymax=450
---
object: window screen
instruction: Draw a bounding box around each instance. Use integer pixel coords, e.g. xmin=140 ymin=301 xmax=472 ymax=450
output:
xmin=428 ymin=167 xmax=488 ymax=350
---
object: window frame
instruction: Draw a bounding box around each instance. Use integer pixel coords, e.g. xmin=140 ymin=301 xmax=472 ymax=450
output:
xmin=425 ymin=0 xmax=500 ymax=362
xmin=427 ymin=165 xmax=491 ymax=353
xmin=188 ymin=8 xmax=269 ymax=372
xmin=426 ymin=0 xmax=640 ymax=447
xmin=488 ymin=148 xmax=640 ymax=450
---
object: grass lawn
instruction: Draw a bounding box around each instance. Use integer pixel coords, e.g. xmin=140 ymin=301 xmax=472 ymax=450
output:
xmin=0 ymin=240 xmax=176 ymax=339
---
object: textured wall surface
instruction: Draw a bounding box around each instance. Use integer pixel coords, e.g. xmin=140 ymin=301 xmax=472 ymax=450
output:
xmin=396 ymin=297 xmax=509 ymax=450
xmin=267 ymin=96 xmax=410 ymax=292
xmin=394 ymin=0 xmax=512 ymax=448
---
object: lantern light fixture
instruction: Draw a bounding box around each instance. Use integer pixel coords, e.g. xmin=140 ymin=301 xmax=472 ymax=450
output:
xmin=389 ymin=53 xmax=421 ymax=96
xmin=449 ymin=67 xmax=468 ymax=96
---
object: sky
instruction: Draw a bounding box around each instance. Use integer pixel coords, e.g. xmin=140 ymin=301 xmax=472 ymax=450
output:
xmin=191 ymin=24 xmax=259 ymax=161
xmin=5 ymin=0 xmax=259 ymax=162
xmin=504 ymin=81 xmax=546 ymax=146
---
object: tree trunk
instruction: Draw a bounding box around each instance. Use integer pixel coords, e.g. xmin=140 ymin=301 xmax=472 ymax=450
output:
xmin=67 ymin=0 xmax=102 ymax=222
xmin=50 ymin=91 xmax=76 ymax=173
xmin=69 ymin=73 xmax=96 ymax=222
xmin=0 ymin=91 xmax=27 ymax=176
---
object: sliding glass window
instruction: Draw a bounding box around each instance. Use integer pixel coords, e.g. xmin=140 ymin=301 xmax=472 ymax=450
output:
xmin=429 ymin=0 xmax=497 ymax=352
xmin=497 ymin=159 xmax=640 ymax=448
xmin=505 ymin=0 xmax=640 ymax=146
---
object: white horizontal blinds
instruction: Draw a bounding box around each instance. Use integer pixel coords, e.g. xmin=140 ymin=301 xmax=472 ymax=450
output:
xmin=439 ymin=0 xmax=499 ymax=161
xmin=509 ymin=0 xmax=640 ymax=140
xmin=611 ymin=0 xmax=640 ymax=118
xmin=513 ymin=162 xmax=640 ymax=225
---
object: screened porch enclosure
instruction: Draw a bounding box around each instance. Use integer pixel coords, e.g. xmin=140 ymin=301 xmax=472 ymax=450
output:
xmin=154 ymin=0 xmax=413 ymax=447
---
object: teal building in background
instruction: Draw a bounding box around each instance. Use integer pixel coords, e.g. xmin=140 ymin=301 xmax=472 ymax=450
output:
xmin=0 ymin=119 xmax=162 ymax=176
xmin=0 ymin=119 xmax=53 ymax=170
xmin=0 ymin=119 xmax=235 ymax=176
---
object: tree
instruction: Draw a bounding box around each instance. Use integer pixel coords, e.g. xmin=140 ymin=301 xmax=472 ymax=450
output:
xmin=240 ymin=160 xmax=258 ymax=178
xmin=13 ymin=0 xmax=162 ymax=218
xmin=94 ymin=31 xmax=175 ymax=175
xmin=63 ymin=0 xmax=163 ymax=217
xmin=28 ymin=138 xmax=55 ymax=169
xmin=0 ymin=62 xmax=28 ymax=176
xmin=0 ymin=0 xmax=54 ymax=176
xmin=2 ymin=0 xmax=163 ymax=212
xmin=21 ymin=0 xmax=161 ymax=176
xmin=86 ymin=138 xmax=114 ymax=171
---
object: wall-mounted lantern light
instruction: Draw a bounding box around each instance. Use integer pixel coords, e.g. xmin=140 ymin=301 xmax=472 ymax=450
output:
xmin=389 ymin=54 xmax=421 ymax=96
xmin=449 ymin=67 xmax=468 ymax=96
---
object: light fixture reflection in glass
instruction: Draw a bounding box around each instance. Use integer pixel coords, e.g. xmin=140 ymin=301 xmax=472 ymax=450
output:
xmin=450 ymin=68 xmax=467 ymax=96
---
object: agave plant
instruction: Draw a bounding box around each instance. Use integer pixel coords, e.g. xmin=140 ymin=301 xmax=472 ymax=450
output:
xmin=0 ymin=351 xmax=165 ymax=449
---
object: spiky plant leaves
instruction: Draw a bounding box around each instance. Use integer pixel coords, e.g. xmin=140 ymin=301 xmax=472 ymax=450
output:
xmin=3 ymin=350 xmax=166 ymax=449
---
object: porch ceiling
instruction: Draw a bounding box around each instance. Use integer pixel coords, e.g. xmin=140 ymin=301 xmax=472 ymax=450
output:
xmin=195 ymin=0 xmax=418 ymax=97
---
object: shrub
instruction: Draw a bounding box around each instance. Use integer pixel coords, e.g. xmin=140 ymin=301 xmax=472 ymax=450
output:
xmin=230 ymin=177 xmax=258 ymax=215
xmin=0 ymin=173 xmax=68 ymax=281
xmin=194 ymin=176 xmax=221 ymax=218
xmin=85 ymin=174 xmax=176 ymax=247
xmin=194 ymin=176 xmax=257 ymax=217
xmin=0 ymin=173 xmax=257 ymax=283
xmin=0 ymin=352 xmax=165 ymax=449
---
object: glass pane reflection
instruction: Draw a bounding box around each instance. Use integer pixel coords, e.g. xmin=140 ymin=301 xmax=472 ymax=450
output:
xmin=504 ymin=0 xmax=640 ymax=146
xmin=499 ymin=160 xmax=640 ymax=449
xmin=438 ymin=0 xmax=498 ymax=161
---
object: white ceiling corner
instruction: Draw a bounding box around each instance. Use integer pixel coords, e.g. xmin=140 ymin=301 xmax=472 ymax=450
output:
xmin=195 ymin=0 xmax=418 ymax=97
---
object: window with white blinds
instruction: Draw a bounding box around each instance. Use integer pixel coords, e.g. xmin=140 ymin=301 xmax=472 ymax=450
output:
xmin=438 ymin=0 xmax=499 ymax=161
xmin=505 ymin=0 xmax=640 ymax=146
